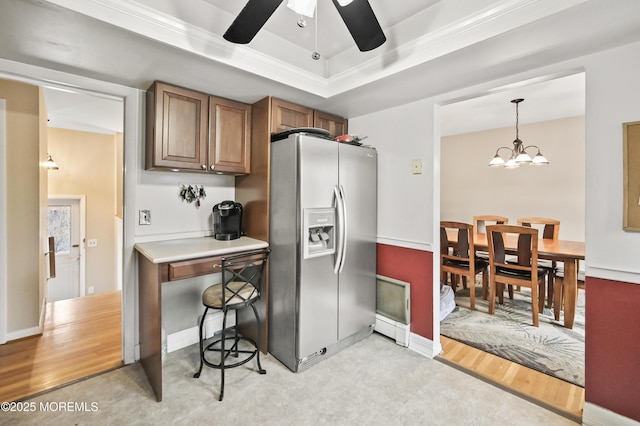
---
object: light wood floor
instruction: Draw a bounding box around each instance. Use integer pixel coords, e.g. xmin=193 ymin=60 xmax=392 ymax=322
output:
xmin=438 ymin=336 xmax=584 ymax=422
xmin=0 ymin=291 xmax=123 ymax=402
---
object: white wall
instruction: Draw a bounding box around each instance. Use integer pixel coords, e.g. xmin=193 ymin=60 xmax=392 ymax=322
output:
xmin=134 ymin=171 xmax=235 ymax=242
xmin=349 ymin=100 xmax=436 ymax=251
xmin=583 ymin=41 xmax=640 ymax=283
xmin=441 ymin=116 xmax=585 ymax=242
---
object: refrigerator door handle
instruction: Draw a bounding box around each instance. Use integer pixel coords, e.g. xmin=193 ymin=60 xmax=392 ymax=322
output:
xmin=338 ymin=185 xmax=347 ymax=273
xmin=333 ymin=185 xmax=345 ymax=274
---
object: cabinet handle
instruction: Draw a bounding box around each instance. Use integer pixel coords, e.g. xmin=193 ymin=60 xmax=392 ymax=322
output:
xmin=210 ymin=165 xmax=215 ymax=171
xmin=201 ymin=164 xmax=207 ymax=170
xmin=212 ymin=264 xmax=221 ymax=269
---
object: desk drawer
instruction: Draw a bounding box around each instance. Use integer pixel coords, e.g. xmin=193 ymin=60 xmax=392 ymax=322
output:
xmin=169 ymin=256 xmax=223 ymax=281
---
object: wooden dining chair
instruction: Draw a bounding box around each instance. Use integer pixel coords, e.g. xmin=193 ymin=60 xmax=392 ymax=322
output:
xmin=440 ymin=221 xmax=489 ymax=310
xmin=517 ymin=217 xmax=560 ymax=308
xmin=486 ymin=224 xmax=549 ymax=327
xmin=473 ymin=215 xmax=509 ymax=261
xmin=473 ymin=215 xmax=509 ymax=237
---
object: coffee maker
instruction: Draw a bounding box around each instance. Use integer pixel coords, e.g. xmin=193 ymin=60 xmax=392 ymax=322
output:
xmin=213 ymin=200 xmax=243 ymax=240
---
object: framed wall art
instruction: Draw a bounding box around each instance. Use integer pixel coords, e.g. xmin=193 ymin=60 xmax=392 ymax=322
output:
xmin=623 ymin=121 xmax=640 ymax=231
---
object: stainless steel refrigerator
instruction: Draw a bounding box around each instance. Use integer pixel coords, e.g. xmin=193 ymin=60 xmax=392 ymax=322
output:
xmin=268 ymin=132 xmax=377 ymax=372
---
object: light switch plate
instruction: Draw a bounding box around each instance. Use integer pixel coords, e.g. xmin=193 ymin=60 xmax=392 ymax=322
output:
xmin=412 ymin=159 xmax=423 ymax=174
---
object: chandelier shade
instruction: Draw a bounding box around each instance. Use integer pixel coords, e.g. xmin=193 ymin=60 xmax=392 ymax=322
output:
xmin=488 ymin=98 xmax=548 ymax=168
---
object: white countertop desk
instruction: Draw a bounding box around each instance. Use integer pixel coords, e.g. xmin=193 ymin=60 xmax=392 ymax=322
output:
xmin=134 ymin=236 xmax=268 ymax=402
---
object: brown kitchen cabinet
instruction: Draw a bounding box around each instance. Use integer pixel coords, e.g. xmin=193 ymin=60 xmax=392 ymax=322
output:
xmin=146 ymin=81 xmax=251 ymax=175
xmin=270 ymin=98 xmax=313 ymax=134
xmin=271 ymin=97 xmax=348 ymax=138
xmin=314 ymin=110 xmax=348 ymax=138
xmin=146 ymin=82 xmax=208 ymax=171
xmin=209 ymin=96 xmax=251 ymax=174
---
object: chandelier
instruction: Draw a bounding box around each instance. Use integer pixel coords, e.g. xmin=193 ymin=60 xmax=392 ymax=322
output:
xmin=488 ymin=98 xmax=549 ymax=168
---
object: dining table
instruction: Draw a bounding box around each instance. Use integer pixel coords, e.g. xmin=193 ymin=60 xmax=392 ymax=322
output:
xmin=445 ymin=229 xmax=585 ymax=329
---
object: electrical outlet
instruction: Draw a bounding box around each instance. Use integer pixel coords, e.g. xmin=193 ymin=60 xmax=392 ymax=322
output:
xmin=412 ymin=159 xmax=423 ymax=174
xmin=88 ymin=286 xmax=95 ymax=295
xmin=87 ymin=239 xmax=98 ymax=248
xmin=139 ymin=210 xmax=151 ymax=225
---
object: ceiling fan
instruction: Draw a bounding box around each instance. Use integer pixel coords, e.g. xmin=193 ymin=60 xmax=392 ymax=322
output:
xmin=223 ymin=0 xmax=387 ymax=52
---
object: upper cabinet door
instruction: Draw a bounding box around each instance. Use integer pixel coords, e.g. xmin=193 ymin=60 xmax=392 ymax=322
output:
xmin=314 ymin=110 xmax=348 ymax=138
xmin=209 ymin=96 xmax=251 ymax=174
xmin=271 ymin=98 xmax=313 ymax=134
xmin=146 ymin=82 xmax=209 ymax=171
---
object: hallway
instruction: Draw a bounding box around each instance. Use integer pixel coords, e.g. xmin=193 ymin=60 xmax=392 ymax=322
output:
xmin=0 ymin=291 xmax=122 ymax=402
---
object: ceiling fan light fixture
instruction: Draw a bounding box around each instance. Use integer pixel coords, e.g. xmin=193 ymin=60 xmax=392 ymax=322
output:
xmin=225 ymin=0 xmax=385 ymax=52
xmin=287 ymin=0 xmax=316 ymax=18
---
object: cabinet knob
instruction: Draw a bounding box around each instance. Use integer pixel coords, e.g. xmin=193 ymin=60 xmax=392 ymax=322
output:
xmin=210 ymin=165 xmax=215 ymax=171
xmin=201 ymin=164 xmax=206 ymax=170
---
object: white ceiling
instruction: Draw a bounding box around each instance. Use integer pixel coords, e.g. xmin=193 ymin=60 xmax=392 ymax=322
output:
xmin=43 ymin=87 xmax=124 ymax=134
xmin=1 ymin=0 xmax=639 ymax=134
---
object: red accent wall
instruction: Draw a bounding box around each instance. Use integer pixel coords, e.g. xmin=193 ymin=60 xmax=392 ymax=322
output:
xmin=585 ymin=277 xmax=640 ymax=422
xmin=377 ymin=244 xmax=433 ymax=340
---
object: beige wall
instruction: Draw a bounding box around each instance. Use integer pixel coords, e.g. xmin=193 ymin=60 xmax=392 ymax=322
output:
xmin=116 ymin=132 xmax=123 ymax=218
xmin=0 ymin=79 xmax=42 ymax=335
xmin=441 ymin=116 xmax=585 ymax=242
xmin=48 ymin=128 xmax=118 ymax=296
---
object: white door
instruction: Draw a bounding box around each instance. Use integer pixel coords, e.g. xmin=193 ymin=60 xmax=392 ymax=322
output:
xmin=47 ymin=198 xmax=83 ymax=302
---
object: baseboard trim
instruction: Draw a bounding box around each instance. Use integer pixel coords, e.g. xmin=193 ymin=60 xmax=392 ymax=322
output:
xmin=408 ymin=332 xmax=438 ymax=358
xmin=166 ymin=310 xmax=234 ymax=353
xmin=6 ymin=325 xmax=42 ymax=342
xmin=167 ymin=327 xmax=199 ymax=353
xmin=583 ymin=402 xmax=640 ymax=426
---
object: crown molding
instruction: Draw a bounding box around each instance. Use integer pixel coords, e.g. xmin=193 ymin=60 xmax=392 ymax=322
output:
xmin=326 ymin=0 xmax=587 ymax=96
xmin=44 ymin=0 xmax=587 ymax=98
xmin=44 ymin=0 xmax=330 ymax=95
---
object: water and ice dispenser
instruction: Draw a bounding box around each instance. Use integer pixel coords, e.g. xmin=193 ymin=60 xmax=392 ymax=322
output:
xmin=303 ymin=208 xmax=335 ymax=259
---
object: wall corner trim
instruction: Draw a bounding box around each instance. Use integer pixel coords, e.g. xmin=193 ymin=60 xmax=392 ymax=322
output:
xmin=583 ymin=402 xmax=640 ymax=426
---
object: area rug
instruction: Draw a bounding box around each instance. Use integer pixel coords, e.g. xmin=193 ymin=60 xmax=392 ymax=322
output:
xmin=440 ymin=284 xmax=585 ymax=387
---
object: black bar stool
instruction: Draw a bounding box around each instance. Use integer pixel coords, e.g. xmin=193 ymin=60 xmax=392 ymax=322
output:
xmin=193 ymin=248 xmax=269 ymax=401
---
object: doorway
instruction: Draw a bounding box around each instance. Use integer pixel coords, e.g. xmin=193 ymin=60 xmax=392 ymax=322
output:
xmin=0 ymin=58 xmax=138 ymax=367
xmin=47 ymin=196 xmax=86 ymax=302
xmin=0 ymin=74 xmax=126 ymax=399
xmin=437 ymin=72 xmax=586 ymax=400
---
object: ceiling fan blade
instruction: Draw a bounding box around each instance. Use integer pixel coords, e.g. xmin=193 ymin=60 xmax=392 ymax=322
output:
xmin=223 ymin=0 xmax=284 ymax=44
xmin=332 ymin=0 xmax=386 ymax=52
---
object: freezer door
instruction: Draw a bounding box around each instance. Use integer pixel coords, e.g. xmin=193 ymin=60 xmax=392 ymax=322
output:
xmin=297 ymin=136 xmax=340 ymax=359
xmin=338 ymin=144 xmax=377 ymax=340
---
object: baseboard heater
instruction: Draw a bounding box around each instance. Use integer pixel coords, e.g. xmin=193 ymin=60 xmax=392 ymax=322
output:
xmin=375 ymin=274 xmax=410 ymax=347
